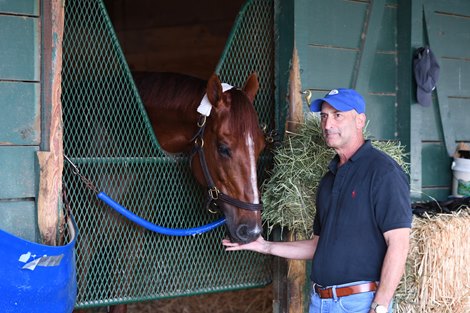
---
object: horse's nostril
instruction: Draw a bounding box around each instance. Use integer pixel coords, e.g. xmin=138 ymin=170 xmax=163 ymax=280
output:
xmin=236 ymin=224 xmax=261 ymax=243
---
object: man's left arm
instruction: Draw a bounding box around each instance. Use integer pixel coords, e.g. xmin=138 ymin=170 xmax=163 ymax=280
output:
xmin=370 ymin=227 xmax=410 ymax=312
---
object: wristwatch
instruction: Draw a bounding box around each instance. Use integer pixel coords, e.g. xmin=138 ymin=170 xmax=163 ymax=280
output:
xmin=370 ymin=302 xmax=388 ymax=313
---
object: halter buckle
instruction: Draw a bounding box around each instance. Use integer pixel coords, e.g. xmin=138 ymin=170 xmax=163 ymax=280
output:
xmin=194 ymin=136 xmax=204 ymax=148
xmin=197 ymin=115 xmax=207 ymax=128
xmin=208 ymin=187 xmax=220 ymax=200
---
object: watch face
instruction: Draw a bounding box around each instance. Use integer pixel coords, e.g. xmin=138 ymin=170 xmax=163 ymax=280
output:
xmin=375 ymin=305 xmax=388 ymax=313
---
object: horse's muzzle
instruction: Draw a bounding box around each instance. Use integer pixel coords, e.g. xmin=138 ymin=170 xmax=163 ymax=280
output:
xmin=234 ymin=223 xmax=262 ymax=244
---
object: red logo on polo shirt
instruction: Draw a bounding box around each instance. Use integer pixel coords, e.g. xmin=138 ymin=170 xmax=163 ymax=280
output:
xmin=352 ymin=190 xmax=357 ymax=199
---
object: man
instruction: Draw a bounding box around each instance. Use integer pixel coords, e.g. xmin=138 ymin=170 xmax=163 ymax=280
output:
xmin=222 ymin=88 xmax=412 ymax=313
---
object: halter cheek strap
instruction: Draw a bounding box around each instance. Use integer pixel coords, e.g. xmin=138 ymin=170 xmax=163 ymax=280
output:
xmin=190 ymin=114 xmax=263 ymax=213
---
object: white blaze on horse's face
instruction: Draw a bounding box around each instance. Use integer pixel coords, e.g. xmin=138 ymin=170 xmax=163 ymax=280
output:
xmin=246 ymin=134 xmax=259 ymax=204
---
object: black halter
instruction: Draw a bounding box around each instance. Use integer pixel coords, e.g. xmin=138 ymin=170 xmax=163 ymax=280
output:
xmin=190 ymin=115 xmax=263 ymax=213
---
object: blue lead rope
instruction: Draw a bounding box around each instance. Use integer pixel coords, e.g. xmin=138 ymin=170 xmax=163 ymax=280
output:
xmin=97 ymin=192 xmax=226 ymax=236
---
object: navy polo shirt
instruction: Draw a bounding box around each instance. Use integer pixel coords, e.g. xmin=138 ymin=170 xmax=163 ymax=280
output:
xmin=310 ymin=140 xmax=412 ymax=286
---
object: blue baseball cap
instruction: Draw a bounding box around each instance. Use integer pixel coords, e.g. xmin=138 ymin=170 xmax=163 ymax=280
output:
xmin=309 ymin=88 xmax=366 ymax=114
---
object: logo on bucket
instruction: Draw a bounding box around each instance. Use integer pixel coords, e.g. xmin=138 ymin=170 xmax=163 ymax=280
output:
xmin=452 ymin=158 xmax=470 ymax=197
xmin=457 ymin=179 xmax=470 ymax=197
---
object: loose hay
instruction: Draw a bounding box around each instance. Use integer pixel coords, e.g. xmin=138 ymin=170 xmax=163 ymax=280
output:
xmin=395 ymin=209 xmax=470 ymax=313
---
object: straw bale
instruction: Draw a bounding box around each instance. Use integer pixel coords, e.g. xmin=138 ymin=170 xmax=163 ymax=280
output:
xmin=395 ymin=209 xmax=470 ymax=312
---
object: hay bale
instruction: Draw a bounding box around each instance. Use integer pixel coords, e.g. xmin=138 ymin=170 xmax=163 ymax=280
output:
xmin=396 ymin=209 xmax=470 ymax=312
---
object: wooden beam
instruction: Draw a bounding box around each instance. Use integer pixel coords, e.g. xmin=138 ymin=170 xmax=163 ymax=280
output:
xmin=286 ymin=46 xmax=307 ymax=313
xmin=37 ymin=0 xmax=65 ymax=246
xmin=353 ymin=0 xmax=386 ymax=93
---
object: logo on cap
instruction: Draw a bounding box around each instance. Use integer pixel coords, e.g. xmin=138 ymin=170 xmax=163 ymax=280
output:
xmin=328 ymin=89 xmax=339 ymax=96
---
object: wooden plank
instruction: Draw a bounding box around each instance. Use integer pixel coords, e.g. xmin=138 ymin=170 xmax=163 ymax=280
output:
xmin=438 ymin=59 xmax=470 ymax=96
xmin=353 ymin=0 xmax=386 ymax=92
xmin=424 ymin=0 xmax=470 ymax=18
xmin=449 ymin=97 xmax=470 ymax=141
xmin=424 ymin=6 xmax=457 ymax=156
xmin=302 ymin=0 xmax=367 ymax=49
xmin=363 ymin=94 xmax=396 ymax=140
xmin=0 ymin=146 xmax=38 ymax=199
xmin=0 ymin=81 xmax=40 ymax=145
xmin=0 ymin=200 xmax=37 ymax=242
xmin=397 ymin=0 xmax=423 ymax=200
xmin=302 ymin=47 xmax=358 ymax=89
xmin=420 ymin=187 xmax=451 ymax=201
xmin=421 ymin=142 xmax=453 ymax=188
xmin=0 ymin=0 xmax=39 ymax=16
xmin=376 ymin=4 xmax=398 ymax=52
xmin=369 ymin=53 xmax=396 ymax=93
xmin=37 ymin=0 xmax=65 ymax=246
xmin=420 ymin=98 xmax=443 ymax=141
xmin=0 ymin=15 xmax=39 ymax=81
xmin=425 ymin=12 xmax=470 ymax=59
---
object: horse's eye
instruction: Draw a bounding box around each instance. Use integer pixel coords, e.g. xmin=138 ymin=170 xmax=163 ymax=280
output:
xmin=217 ymin=144 xmax=231 ymax=158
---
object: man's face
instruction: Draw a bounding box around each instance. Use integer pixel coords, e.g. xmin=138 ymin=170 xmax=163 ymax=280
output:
xmin=319 ymin=102 xmax=364 ymax=149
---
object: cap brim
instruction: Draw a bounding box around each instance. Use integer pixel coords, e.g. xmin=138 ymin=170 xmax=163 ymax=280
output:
xmin=417 ymin=87 xmax=432 ymax=107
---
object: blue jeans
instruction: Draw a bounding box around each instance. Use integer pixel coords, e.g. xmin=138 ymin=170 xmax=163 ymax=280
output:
xmin=309 ymin=281 xmax=393 ymax=313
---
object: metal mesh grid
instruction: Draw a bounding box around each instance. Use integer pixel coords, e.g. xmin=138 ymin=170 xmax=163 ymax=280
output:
xmin=61 ymin=0 xmax=275 ymax=308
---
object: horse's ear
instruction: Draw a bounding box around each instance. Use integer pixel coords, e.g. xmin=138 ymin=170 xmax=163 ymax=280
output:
xmin=206 ymin=73 xmax=223 ymax=108
xmin=242 ymin=72 xmax=259 ymax=104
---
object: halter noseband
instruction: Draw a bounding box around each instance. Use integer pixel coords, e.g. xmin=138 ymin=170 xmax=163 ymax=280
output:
xmin=190 ymin=114 xmax=263 ymax=213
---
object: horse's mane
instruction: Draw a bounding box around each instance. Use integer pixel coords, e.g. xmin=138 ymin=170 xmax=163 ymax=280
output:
xmin=133 ymin=72 xmax=207 ymax=115
xmin=133 ymin=72 xmax=261 ymax=135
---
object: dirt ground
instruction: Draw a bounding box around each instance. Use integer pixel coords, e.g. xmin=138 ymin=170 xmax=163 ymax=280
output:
xmin=82 ymin=285 xmax=273 ymax=313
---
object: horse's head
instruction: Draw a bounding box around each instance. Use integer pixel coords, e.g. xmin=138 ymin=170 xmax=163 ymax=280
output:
xmin=191 ymin=73 xmax=266 ymax=243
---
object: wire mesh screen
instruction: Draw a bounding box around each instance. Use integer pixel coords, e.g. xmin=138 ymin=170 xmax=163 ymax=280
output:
xmin=62 ymin=0 xmax=275 ymax=309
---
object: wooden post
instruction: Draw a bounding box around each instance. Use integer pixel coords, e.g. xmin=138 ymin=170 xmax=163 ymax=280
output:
xmin=37 ymin=0 xmax=65 ymax=246
xmin=286 ymin=45 xmax=308 ymax=313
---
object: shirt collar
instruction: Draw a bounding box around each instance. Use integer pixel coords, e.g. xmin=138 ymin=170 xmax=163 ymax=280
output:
xmin=328 ymin=140 xmax=372 ymax=174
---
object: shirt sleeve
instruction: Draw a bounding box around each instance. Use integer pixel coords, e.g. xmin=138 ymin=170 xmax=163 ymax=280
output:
xmin=372 ymin=164 xmax=413 ymax=233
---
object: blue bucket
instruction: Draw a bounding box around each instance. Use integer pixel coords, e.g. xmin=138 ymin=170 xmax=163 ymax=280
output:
xmin=0 ymin=217 xmax=78 ymax=313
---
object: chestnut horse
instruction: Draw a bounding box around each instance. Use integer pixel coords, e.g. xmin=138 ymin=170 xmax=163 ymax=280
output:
xmin=133 ymin=72 xmax=265 ymax=245
xmin=74 ymin=72 xmax=266 ymax=313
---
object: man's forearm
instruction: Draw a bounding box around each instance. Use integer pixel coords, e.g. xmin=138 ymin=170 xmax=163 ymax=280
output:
xmin=371 ymin=228 xmax=410 ymax=310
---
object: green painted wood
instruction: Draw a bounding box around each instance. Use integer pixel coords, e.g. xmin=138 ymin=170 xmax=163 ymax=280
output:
xmin=0 ymin=15 xmax=39 ymax=81
xmin=274 ymin=0 xmax=294 ymax=140
xmin=449 ymin=97 xmax=470 ymax=141
xmin=302 ymin=47 xmax=358 ymax=89
xmin=424 ymin=1 xmax=470 ymax=155
xmin=353 ymin=0 xmax=386 ymax=92
xmin=369 ymin=53 xmax=396 ymax=93
xmin=0 ymin=146 xmax=38 ymax=199
xmin=303 ymin=0 xmax=366 ymax=49
xmin=397 ymin=0 xmax=421 ymax=200
xmin=421 ymin=142 xmax=452 ymax=188
xmin=420 ymin=97 xmax=444 ymax=141
xmin=377 ymin=4 xmax=397 ymax=52
xmin=363 ymin=94 xmax=396 ymax=140
xmin=424 ymin=0 xmax=470 ymax=18
xmin=427 ymin=13 xmax=470 ymax=59
xmin=0 ymin=0 xmax=39 ymax=16
xmin=439 ymin=59 xmax=470 ymax=96
xmin=0 ymin=200 xmax=37 ymax=242
xmin=0 ymin=81 xmax=40 ymax=145
xmin=420 ymin=187 xmax=451 ymax=201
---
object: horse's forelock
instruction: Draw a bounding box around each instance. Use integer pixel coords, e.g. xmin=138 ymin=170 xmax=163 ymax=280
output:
xmin=226 ymin=89 xmax=261 ymax=138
